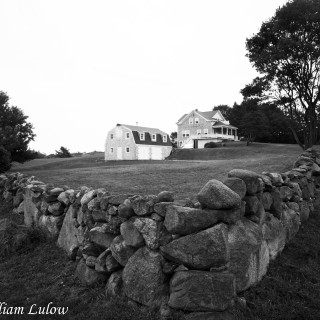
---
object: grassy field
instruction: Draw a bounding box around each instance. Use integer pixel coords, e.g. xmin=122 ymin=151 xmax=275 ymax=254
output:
xmin=11 ymin=142 xmax=303 ymax=200
xmin=2 ymin=142 xmax=319 ymax=319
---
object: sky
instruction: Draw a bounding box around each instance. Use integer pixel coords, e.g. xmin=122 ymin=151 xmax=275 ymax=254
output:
xmin=0 ymin=0 xmax=290 ymax=154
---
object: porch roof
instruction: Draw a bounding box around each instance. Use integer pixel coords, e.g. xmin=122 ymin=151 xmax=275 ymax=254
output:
xmin=212 ymin=121 xmax=238 ymax=129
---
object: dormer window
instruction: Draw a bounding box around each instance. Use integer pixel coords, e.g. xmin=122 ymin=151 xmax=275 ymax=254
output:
xmin=163 ymin=135 xmax=167 ymax=142
xmin=151 ymin=134 xmax=157 ymax=141
xmin=140 ymin=132 xmax=145 ymax=141
xmin=195 ymin=118 xmax=199 ymax=124
xmin=126 ymin=132 xmax=130 ymax=139
xmin=189 ymin=118 xmax=193 ymax=125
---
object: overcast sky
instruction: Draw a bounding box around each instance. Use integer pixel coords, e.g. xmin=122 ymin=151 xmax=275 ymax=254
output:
xmin=0 ymin=0 xmax=289 ymax=154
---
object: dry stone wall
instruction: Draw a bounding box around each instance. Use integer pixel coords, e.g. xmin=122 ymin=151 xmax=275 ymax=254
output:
xmin=1 ymin=148 xmax=320 ymax=319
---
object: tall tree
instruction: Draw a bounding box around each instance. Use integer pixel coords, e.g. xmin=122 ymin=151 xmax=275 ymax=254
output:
xmin=243 ymin=0 xmax=320 ymax=149
xmin=0 ymin=91 xmax=36 ymax=162
xmin=55 ymin=146 xmax=72 ymax=158
xmin=212 ymin=105 xmax=232 ymax=121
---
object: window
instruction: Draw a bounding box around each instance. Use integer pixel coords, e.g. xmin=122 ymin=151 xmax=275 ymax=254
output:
xmin=126 ymin=147 xmax=130 ymax=153
xmin=189 ymin=118 xmax=193 ymax=125
xmin=110 ymin=148 xmax=114 ymax=153
xmin=110 ymin=134 xmax=114 ymax=140
xmin=126 ymin=132 xmax=130 ymax=139
xmin=204 ymin=129 xmax=208 ymax=135
xmin=197 ymin=129 xmax=201 ymax=135
xmin=179 ymin=141 xmax=182 ymax=146
xmin=195 ymin=117 xmax=199 ymax=124
xmin=151 ymin=134 xmax=156 ymax=141
xmin=163 ymin=135 xmax=167 ymax=142
xmin=140 ymin=132 xmax=145 ymax=140
xmin=182 ymin=130 xmax=190 ymax=137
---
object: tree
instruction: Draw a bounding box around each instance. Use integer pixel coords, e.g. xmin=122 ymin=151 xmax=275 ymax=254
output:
xmin=55 ymin=146 xmax=72 ymax=158
xmin=170 ymin=132 xmax=177 ymax=148
xmin=0 ymin=91 xmax=36 ymax=161
xmin=0 ymin=146 xmax=11 ymax=173
xmin=244 ymin=0 xmax=320 ymax=149
xmin=212 ymin=105 xmax=232 ymax=121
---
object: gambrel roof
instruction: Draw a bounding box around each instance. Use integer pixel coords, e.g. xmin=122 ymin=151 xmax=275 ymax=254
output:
xmin=117 ymin=124 xmax=172 ymax=146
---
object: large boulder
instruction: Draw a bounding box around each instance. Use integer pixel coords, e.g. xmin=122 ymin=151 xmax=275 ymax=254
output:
xmin=262 ymin=215 xmax=286 ymax=260
xmin=228 ymin=169 xmax=263 ymax=195
xmin=164 ymin=206 xmax=219 ymax=235
xmin=123 ymin=247 xmax=167 ymax=307
xmin=160 ymin=223 xmax=229 ymax=270
xmin=223 ymin=177 xmax=247 ymax=199
xmin=228 ymin=219 xmax=269 ymax=291
xmin=133 ymin=218 xmax=161 ymax=250
xmin=197 ymin=179 xmax=241 ymax=210
xmin=169 ymin=271 xmax=235 ymax=312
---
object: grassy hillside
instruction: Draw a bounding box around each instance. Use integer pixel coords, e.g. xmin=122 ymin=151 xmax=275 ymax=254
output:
xmin=10 ymin=143 xmax=303 ymax=200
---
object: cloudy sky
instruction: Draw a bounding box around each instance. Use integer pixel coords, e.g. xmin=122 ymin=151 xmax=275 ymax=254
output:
xmin=0 ymin=0 xmax=289 ymax=154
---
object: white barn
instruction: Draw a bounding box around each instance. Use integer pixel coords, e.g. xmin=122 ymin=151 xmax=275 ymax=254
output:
xmin=105 ymin=124 xmax=172 ymax=160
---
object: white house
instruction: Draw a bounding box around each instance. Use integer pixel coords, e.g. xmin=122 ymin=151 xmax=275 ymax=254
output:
xmin=177 ymin=109 xmax=238 ymax=148
xmin=105 ymin=124 xmax=172 ymax=160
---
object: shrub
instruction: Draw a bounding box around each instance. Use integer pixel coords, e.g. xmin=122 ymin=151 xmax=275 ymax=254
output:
xmin=0 ymin=146 xmax=11 ymax=173
xmin=204 ymin=142 xmax=219 ymax=148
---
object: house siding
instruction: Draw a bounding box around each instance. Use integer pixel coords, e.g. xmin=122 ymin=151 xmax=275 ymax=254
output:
xmin=105 ymin=126 xmax=137 ymax=160
xmin=105 ymin=125 xmax=172 ymax=160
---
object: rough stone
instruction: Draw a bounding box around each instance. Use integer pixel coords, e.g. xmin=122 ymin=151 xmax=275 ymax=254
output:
xmin=164 ymin=206 xmax=219 ymax=235
xmin=107 ymin=194 xmax=131 ymax=206
xmin=89 ymin=227 xmax=116 ymax=249
xmin=75 ymin=258 xmax=107 ymax=286
xmin=118 ymin=199 xmax=135 ymax=219
xmin=228 ymin=169 xmax=263 ymax=195
xmin=197 ymin=179 xmax=241 ymax=210
xmin=120 ymin=218 xmax=145 ymax=248
xmin=154 ymin=202 xmax=174 ymax=217
xmin=92 ymin=209 xmax=109 ymax=222
xmin=86 ymin=256 xmax=97 ymax=268
xmin=228 ymin=219 xmax=269 ymax=291
xmin=270 ymin=189 xmax=283 ymax=219
xmin=169 ymin=271 xmax=235 ymax=312
xmin=160 ymin=223 xmax=229 ymax=270
xmin=105 ymin=270 xmax=123 ymax=298
xmin=279 ymin=186 xmax=293 ymax=202
xmin=24 ymin=188 xmax=40 ymax=227
xmin=38 ymin=214 xmax=64 ymax=237
xmin=80 ymin=190 xmax=97 ymax=205
xmin=157 ymin=191 xmax=174 ymax=203
xmin=262 ymin=215 xmax=286 ymax=260
xmin=131 ymin=195 xmax=158 ymax=216
xmin=48 ymin=201 xmax=65 ymax=216
xmin=223 ymin=177 xmax=247 ymax=199
xmin=57 ymin=207 xmax=80 ymax=254
xmin=263 ymin=172 xmax=283 ymax=186
xmin=256 ymin=192 xmax=273 ymax=211
xmin=105 ymin=253 xmax=122 ymax=273
xmin=123 ymin=247 xmax=167 ymax=307
xmin=133 ymin=218 xmax=161 ymax=249
xmin=281 ymin=204 xmax=300 ymax=241
xmin=57 ymin=191 xmax=70 ymax=206
xmin=110 ymin=235 xmax=137 ymax=266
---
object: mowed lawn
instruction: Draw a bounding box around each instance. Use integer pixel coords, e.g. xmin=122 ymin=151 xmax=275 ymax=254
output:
xmin=11 ymin=142 xmax=303 ymax=200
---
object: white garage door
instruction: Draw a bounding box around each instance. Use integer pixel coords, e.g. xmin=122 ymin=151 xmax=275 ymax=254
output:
xmin=151 ymin=147 xmax=162 ymax=160
xmin=117 ymin=147 xmax=122 ymax=160
xmin=138 ymin=146 xmax=150 ymax=160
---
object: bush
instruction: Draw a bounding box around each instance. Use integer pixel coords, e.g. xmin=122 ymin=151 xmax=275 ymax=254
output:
xmin=0 ymin=146 xmax=11 ymax=173
xmin=204 ymin=142 xmax=219 ymax=148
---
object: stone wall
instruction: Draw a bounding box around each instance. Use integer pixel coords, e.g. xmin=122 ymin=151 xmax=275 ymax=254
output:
xmin=1 ymin=148 xmax=320 ymax=319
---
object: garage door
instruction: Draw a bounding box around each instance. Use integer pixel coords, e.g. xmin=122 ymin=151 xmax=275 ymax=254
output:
xmin=137 ymin=146 xmax=150 ymax=160
xmin=151 ymin=147 xmax=162 ymax=160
